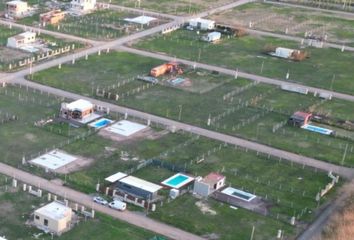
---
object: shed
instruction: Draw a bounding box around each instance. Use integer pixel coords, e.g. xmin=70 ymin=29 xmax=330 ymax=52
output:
xmin=117 ymin=175 xmax=162 ymax=200
xmin=189 ymin=18 xmax=215 ymax=30
xmin=289 ymin=111 xmax=312 ymax=127
xmin=203 ymin=31 xmax=221 ymax=42
xmin=193 ymin=172 xmax=226 ymax=197
xmin=34 ymin=201 xmax=73 ymax=235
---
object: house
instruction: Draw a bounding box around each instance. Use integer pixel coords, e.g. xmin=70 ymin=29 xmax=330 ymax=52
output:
xmin=189 ymin=18 xmax=215 ymax=30
xmin=202 ymin=31 xmax=221 ymax=42
xmin=116 ymin=175 xmax=162 ymax=200
xmin=5 ymin=0 xmax=28 ymax=19
xmin=60 ymin=99 xmax=94 ymax=120
xmin=7 ymin=31 xmax=36 ymax=48
xmin=105 ymin=172 xmax=128 ymax=183
xmin=288 ymin=111 xmax=312 ymax=127
xmin=34 ymin=201 xmax=73 ymax=235
xmin=270 ymin=47 xmax=307 ymax=61
xmin=70 ymin=0 xmax=96 ymax=14
xmin=0 ymin=236 xmax=8 ymax=240
xmin=40 ymin=10 xmax=66 ymax=25
xmin=193 ymin=172 xmax=226 ymax=197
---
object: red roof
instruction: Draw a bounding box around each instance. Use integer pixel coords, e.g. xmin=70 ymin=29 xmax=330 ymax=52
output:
xmin=293 ymin=111 xmax=312 ymax=119
xmin=203 ymin=172 xmax=225 ymax=184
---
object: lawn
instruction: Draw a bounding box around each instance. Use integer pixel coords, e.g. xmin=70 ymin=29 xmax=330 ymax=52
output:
xmin=30 ymin=51 xmax=354 ymax=166
xmin=210 ymin=2 xmax=354 ymax=45
xmin=134 ymin=30 xmax=354 ymax=95
xmin=44 ymin=9 xmax=166 ymax=41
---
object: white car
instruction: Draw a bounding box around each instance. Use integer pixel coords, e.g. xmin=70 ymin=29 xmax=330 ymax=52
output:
xmin=93 ymin=196 xmax=108 ymax=205
xmin=108 ymin=200 xmax=127 ymax=211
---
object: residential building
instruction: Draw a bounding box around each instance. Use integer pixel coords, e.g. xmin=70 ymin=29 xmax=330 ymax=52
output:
xmin=189 ymin=18 xmax=215 ymax=30
xmin=288 ymin=111 xmax=312 ymax=127
xmin=40 ymin=10 xmax=65 ymax=25
xmin=193 ymin=172 xmax=226 ymax=197
xmin=70 ymin=0 xmax=96 ymax=13
xmin=5 ymin=0 xmax=28 ymax=18
xmin=34 ymin=201 xmax=73 ymax=235
xmin=60 ymin=99 xmax=94 ymax=120
xmin=7 ymin=31 xmax=36 ymax=48
xmin=116 ymin=175 xmax=162 ymax=200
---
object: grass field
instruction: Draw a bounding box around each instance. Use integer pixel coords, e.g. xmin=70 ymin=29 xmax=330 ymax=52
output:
xmin=44 ymin=10 xmax=166 ymax=41
xmin=101 ymin=0 xmax=230 ymax=15
xmin=134 ymin=30 xmax=354 ymax=95
xmin=0 ymin=175 xmax=156 ymax=240
xmin=30 ymin=51 xmax=354 ymax=166
xmin=210 ymin=2 xmax=354 ymax=46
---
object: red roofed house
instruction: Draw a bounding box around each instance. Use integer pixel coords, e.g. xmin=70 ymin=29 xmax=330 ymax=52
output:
xmin=193 ymin=172 xmax=226 ymax=197
xmin=288 ymin=111 xmax=312 ymax=127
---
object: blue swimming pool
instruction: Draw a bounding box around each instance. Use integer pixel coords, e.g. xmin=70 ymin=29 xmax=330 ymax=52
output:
xmin=302 ymin=124 xmax=333 ymax=135
xmin=89 ymin=118 xmax=113 ymax=129
xmin=162 ymin=173 xmax=194 ymax=188
xmin=222 ymin=187 xmax=256 ymax=202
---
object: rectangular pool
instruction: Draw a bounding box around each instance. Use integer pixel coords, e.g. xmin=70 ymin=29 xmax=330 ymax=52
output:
xmin=88 ymin=118 xmax=113 ymax=129
xmin=161 ymin=173 xmax=195 ymax=189
xmin=301 ymin=124 xmax=333 ymax=135
xmin=221 ymin=187 xmax=256 ymax=202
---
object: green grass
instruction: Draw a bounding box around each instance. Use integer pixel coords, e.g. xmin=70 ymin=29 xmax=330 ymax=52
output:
xmin=44 ymin=10 xmax=165 ymax=41
xmin=134 ymin=30 xmax=354 ymax=95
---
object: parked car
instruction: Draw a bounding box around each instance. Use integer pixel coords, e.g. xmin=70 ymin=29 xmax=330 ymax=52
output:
xmin=108 ymin=200 xmax=127 ymax=211
xmin=93 ymin=196 xmax=108 ymax=205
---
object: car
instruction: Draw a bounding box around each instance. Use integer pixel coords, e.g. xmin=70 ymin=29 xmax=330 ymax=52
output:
xmin=108 ymin=200 xmax=127 ymax=211
xmin=93 ymin=196 xmax=108 ymax=205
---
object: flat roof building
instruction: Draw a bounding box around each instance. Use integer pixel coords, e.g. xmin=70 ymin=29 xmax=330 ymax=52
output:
xmin=289 ymin=111 xmax=312 ymax=127
xmin=5 ymin=0 xmax=28 ymax=19
xmin=193 ymin=172 xmax=226 ymax=197
xmin=117 ymin=175 xmax=162 ymax=200
xmin=189 ymin=18 xmax=215 ymax=30
xmin=105 ymin=172 xmax=128 ymax=183
xmin=40 ymin=10 xmax=66 ymax=25
xmin=60 ymin=99 xmax=94 ymax=120
xmin=34 ymin=201 xmax=73 ymax=235
xmin=7 ymin=31 xmax=36 ymax=49
xmin=70 ymin=0 xmax=96 ymax=14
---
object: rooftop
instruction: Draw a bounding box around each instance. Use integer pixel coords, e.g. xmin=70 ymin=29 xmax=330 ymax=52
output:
xmin=119 ymin=175 xmax=162 ymax=193
xmin=292 ymin=111 xmax=312 ymax=120
xmin=105 ymin=172 xmax=128 ymax=183
xmin=6 ymin=0 xmax=27 ymax=5
xmin=66 ymin=99 xmax=93 ymax=111
xmin=35 ymin=202 xmax=72 ymax=220
xmin=202 ymin=172 xmax=225 ymax=185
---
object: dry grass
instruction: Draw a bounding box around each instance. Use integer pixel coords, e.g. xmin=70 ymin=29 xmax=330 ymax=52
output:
xmin=320 ymin=198 xmax=354 ymax=240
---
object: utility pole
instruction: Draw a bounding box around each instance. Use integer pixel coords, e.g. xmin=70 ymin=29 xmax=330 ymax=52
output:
xmin=178 ymin=105 xmax=183 ymax=121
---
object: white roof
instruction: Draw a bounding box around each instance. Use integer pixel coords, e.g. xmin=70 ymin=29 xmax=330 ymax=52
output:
xmin=6 ymin=0 xmax=27 ymax=5
xmin=19 ymin=31 xmax=36 ymax=38
xmin=105 ymin=120 xmax=147 ymax=137
xmin=208 ymin=31 xmax=221 ymax=37
xmin=66 ymin=99 xmax=93 ymax=111
xmin=274 ymin=47 xmax=294 ymax=58
xmin=30 ymin=149 xmax=77 ymax=170
xmin=119 ymin=175 xmax=162 ymax=193
xmin=124 ymin=16 xmax=157 ymax=25
xmin=0 ymin=236 xmax=7 ymax=240
xmin=190 ymin=18 xmax=215 ymax=25
xmin=35 ymin=202 xmax=71 ymax=220
xmin=105 ymin=172 xmax=127 ymax=183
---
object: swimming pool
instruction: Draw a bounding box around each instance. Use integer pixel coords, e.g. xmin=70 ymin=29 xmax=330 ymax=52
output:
xmin=161 ymin=173 xmax=195 ymax=189
xmin=221 ymin=187 xmax=256 ymax=202
xmin=88 ymin=118 xmax=113 ymax=129
xmin=170 ymin=78 xmax=185 ymax=86
xmin=301 ymin=124 xmax=333 ymax=135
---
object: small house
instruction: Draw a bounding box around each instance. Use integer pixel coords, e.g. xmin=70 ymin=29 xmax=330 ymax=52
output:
xmin=5 ymin=0 xmax=28 ymax=18
xmin=7 ymin=31 xmax=36 ymax=48
xmin=116 ymin=175 xmax=162 ymax=200
xmin=34 ymin=201 xmax=73 ymax=235
xmin=60 ymin=99 xmax=94 ymax=120
xmin=40 ymin=10 xmax=65 ymax=25
xmin=193 ymin=172 xmax=226 ymax=197
xmin=288 ymin=111 xmax=312 ymax=127
xmin=203 ymin=31 xmax=221 ymax=42
xmin=189 ymin=18 xmax=215 ymax=30
xmin=269 ymin=47 xmax=308 ymax=61
xmin=70 ymin=0 xmax=96 ymax=14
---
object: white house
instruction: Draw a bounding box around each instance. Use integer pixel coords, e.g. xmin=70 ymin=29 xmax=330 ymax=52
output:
xmin=34 ymin=201 xmax=73 ymax=235
xmin=5 ymin=0 xmax=28 ymax=19
xmin=7 ymin=31 xmax=36 ymax=48
xmin=60 ymin=99 xmax=94 ymax=120
xmin=193 ymin=172 xmax=226 ymax=197
xmin=70 ymin=0 xmax=96 ymax=14
xmin=203 ymin=31 xmax=221 ymax=42
xmin=272 ymin=47 xmax=298 ymax=59
xmin=189 ymin=18 xmax=215 ymax=30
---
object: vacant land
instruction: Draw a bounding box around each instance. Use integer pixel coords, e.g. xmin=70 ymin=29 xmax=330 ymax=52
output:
xmin=211 ymin=2 xmax=354 ymax=45
xmin=103 ymin=0 xmax=232 ymax=15
xmin=30 ymin=51 xmax=354 ymax=166
xmin=134 ymin=30 xmax=354 ymax=95
xmin=44 ymin=10 xmax=165 ymax=41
